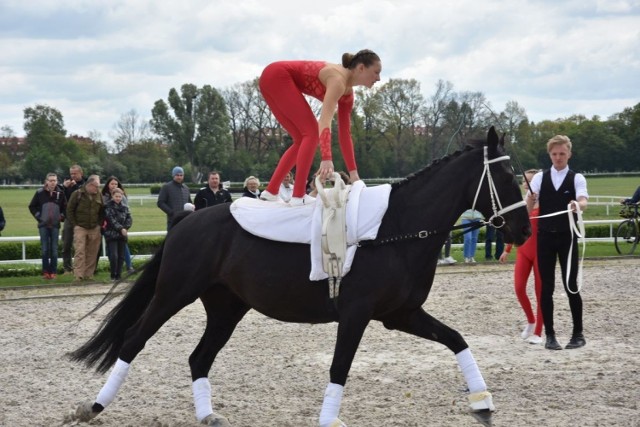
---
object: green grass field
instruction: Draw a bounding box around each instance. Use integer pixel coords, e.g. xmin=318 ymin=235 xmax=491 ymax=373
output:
xmin=0 ymin=187 xmax=166 ymax=236
xmin=1 ymin=177 xmax=636 ymax=236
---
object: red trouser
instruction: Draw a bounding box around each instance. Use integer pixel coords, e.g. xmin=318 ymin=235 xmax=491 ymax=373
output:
xmin=259 ymin=64 xmax=320 ymax=198
xmin=513 ymin=243 xmax=543 ymax=336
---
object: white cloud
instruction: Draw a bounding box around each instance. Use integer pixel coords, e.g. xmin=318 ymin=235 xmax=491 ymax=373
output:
xmin=0 ymin=0 xmax=638 ymax=138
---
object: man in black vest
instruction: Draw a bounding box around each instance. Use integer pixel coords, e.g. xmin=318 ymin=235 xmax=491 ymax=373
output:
xmin=527 ymin=135 xmax=588 ymax=350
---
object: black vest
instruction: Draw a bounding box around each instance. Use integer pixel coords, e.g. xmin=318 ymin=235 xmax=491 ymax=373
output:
xmin=538 ymin=169 xmax=576 ymax=232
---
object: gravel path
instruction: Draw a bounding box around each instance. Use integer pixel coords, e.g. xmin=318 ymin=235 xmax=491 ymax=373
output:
xmin=0 ymin=258 xmax=638 ymax=426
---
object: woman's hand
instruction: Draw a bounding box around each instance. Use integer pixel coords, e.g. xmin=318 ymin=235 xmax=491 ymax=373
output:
xmin=348 ymin=170 xmax=360 ymax=183
xmin=318 ymin=160 xmax=335 ymax=181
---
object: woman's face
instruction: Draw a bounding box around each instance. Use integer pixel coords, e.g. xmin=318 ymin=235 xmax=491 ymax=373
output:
xmin=112 ymin=192 xmax=123 ymax=203
xmin=247 ymin=179 xmax=258 ymax=192
xmin=108 ymin=180 xmax=119 ymax=193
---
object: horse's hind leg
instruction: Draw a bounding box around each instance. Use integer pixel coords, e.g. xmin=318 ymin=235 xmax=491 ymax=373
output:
xmin=382 ymin=308 xmax=495 ymax=413
xmin=189 ymin=287 xmax=249 ymax=425
xmin=80 ymin=292 xmax=199 ymax=420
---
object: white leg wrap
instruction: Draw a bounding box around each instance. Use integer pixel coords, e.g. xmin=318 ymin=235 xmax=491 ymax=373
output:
xmin=319 ymin=383 xmax=344 ymax=427
xmin=455 ymin=348 xmax=487 ymax=393
xmin=192 ymin=377 xmax=214 ymax=421
xmin=95 ymin=358 xmax=130 ymax=408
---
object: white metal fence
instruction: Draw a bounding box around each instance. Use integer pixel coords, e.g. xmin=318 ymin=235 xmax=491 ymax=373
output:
xmin=0 ymin=219 xmax=625 ymax=265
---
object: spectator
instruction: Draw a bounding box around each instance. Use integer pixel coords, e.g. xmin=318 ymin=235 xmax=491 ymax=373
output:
xmin=194 ymin=171 xmax=232 ymax=210
xmin=60 ymin=164 xmax=86 ymax=274
xmin=527 ymin=135 xmax=589 ymax=350
xmin=499 ymin=169 xmax=544 ymax=344
xmin=438 ymin=232 xmax=457 ymax=265
xmin=0 ymin=205 xmax=5 ymax=235
xmin=66 ymin=175 xmax=105 ymax=282
xmin=484 ymin=225 xmax=504 ymax=261
xmin=258 ymin=50 xmax=381 ymax=206
xmin=102 ymin=176 xmax=134 ymax=273
xmin=461 ymin=209 xmax=484 ymax=264
xmin=242 ymin=176 xmax=261 ymax=198
xmin=104 ymin=188 xmax=132 ymax=281
xmin=306 ymin=175 xmax=318 ymax=198
xmin=621 ymin=186 xmax=640 ymax=204
xmin=278 ymin=172 xmax=294 ymax=202
xmin=157 ymin=166 xmax=192 ymax=230
xmin=28 ymin=173 xmax=67 ymax=280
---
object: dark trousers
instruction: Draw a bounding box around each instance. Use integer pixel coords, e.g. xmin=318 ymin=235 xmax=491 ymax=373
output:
xmin=485 ymin=225 xmax=504 ymax=259
xmin=537 ymin=230 xmax=583 ymax=336
xmin=62 ymin=221 xmax=75 ymax=271
xmin=107 ymin=239 xmax=125 ymax=279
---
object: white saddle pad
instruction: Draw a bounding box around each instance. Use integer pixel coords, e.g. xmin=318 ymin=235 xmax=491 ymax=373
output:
xmin=230 ymin=181 xmax=392 ymax=280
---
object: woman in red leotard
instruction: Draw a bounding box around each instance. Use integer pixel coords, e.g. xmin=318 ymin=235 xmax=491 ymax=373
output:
xmin=258 ymin=49 xmax=382 ymax=206
xmin=500 ymin=169 xmax=544 ymax=344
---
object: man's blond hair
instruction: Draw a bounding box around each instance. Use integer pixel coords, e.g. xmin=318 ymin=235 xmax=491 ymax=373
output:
xmin=547 ymin=135 xmax=571 ymax=152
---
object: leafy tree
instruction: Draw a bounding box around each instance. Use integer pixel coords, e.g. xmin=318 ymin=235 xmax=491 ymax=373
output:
xmin=21 ymin=105 xmax=85 ymax=181
xmin=117 ymin=141 xmax=172 ymax=183
xmin=376 ymin=78 xmax=424 ymax=175
xmin=23 ymin=105 xmax=66 ymax=136
xmin=151 ymin=84 xmax=232 ymax=182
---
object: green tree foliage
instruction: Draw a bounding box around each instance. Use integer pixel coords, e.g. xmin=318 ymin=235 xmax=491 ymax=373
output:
xmin=117 ymin=141 xmax=172 ymax=182
xmin=22 ymin=105 xmax=86 ymax=181
xmin=151 ymin=84 xmax=232 ymax=182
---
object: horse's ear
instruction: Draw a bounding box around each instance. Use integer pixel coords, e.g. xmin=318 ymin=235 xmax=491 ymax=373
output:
xmin=487 ymin=126 xmax=499 ymax=147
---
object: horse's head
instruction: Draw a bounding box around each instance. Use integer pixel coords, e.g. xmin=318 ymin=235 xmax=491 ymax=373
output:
xmin=468 ymin=126 xmax=531 ymax=246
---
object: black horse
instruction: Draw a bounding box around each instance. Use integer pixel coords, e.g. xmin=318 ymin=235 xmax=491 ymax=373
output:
xmin=69 ymin=127 xmax=530 ymax=426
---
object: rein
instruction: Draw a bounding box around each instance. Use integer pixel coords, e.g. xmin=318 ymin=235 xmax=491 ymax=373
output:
xmin=359 ymin=147 xmax=526 ymax=248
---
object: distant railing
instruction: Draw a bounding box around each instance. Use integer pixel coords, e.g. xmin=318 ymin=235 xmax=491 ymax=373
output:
xmin=0 ymin=220 xmax=624 ymax=264
xmin=0 ymin=231 xmax=166 ymax=264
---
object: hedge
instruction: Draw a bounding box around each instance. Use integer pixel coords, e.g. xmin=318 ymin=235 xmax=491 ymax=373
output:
xmin=0 ymin=236 xmax=165 ymax=262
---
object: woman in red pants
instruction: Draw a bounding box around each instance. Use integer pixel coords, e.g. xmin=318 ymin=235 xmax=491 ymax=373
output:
xmin=258 ymin=49 xmax=382 ymax=206
xmin=500 ymin=169 xmax=544 ymax=344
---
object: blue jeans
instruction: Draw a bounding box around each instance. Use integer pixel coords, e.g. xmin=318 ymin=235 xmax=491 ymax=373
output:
xmin=462 ymin=219 xmax=480 ymax=259
xmin=39 ymin=226 xmax=59 ymax=274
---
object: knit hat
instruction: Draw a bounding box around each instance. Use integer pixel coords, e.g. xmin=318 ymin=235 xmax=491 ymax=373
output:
xmin=172 ymin=166 xmax=184 ymax=176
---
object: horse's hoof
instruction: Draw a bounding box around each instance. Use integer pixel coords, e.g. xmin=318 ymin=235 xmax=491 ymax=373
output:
xmin=470 ymin=409 xmax=493 ymax=427
xmin=468 ymin=391 xmax=495 ymax=412
xmin=63 ymin=400 xmax=100 ymax=423
xmin=201 ymin=411 xmax=231 ymax=426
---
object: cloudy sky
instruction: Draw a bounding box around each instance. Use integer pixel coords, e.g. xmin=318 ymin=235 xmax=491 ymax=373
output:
xmin=1 ymin=0 xmax=639 ymax=143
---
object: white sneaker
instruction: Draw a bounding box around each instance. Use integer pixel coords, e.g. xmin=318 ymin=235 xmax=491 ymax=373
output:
xmin=438 ymin=258 xmax=446 ymax=265
xmin=521 ymin=323 xmax=535 ymax=339
xmin=289 ymin=195 xmax=316 ymax=206
xmin=260 ymin=190 xmax=279 ymax=201
xmin=444 ymin=256 xmax=457 ymax=264
xmin=470 ymin=257 xmax=476 ymax=263
xmin=527 ymin=335 xmax=543 ymax=344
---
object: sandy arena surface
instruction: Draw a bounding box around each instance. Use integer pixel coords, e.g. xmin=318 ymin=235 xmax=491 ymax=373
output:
xmin=0 ymin=258 xmax=638 ymax=427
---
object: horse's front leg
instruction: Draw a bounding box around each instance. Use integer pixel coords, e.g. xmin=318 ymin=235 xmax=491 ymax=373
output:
xmin=320 ymin=306 xmax=371 ymax=427
xmin=382 ymin=307 xmax=495 ymax=413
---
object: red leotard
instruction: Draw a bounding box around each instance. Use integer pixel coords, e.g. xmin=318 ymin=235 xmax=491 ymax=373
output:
xmin=259 ymin=61 xmax=356 ymax=198
xmin=506 ymin=208 xmax=543 ymax=336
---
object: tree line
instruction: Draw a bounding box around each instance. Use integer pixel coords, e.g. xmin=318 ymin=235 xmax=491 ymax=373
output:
xmin=1 ymin=78 xmax=639 ymax=184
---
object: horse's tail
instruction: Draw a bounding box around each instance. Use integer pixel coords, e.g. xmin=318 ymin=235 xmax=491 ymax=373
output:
xmin=67 ymin=239 xmax=166 ymax=374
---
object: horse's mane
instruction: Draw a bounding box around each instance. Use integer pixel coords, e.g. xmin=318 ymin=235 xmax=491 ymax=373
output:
xmin=391 ymin=139 xmax=484 ymax=191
